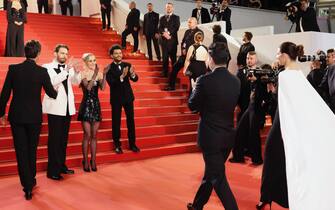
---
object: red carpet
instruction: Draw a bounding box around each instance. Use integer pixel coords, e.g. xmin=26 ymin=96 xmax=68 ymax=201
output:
xmin=0 ymin=153 xmax=285 ymax=210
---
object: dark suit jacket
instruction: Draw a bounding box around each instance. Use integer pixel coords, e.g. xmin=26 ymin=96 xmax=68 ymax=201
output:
xmin=100 ymin=0 xmax=111 ymax=9
xmin=320 ymin=65 xmax=335 ymax=99
xmin=237 ymin=42 xmax=255 ymax=66
xmin=126 ymin=8 xmax=140 ymax=29
xmin=189 ymin=67 xmax=240 ymax=151
xmin=191 ymin=7 xmax=210 ymax=24
xmin=159 ymin=14 xmax=180 ymax=45
xmin=4 ymin=0 xmax=27 ymax=10
xmin=143 ymin=11 xmax=159 ymax=36
xmin=217 ymin=7 xmax=232 ymax=32
xmin=289 ymin=7 xmax=320 ymax=32
xmin=106 ymin=62 xmax=138 ymax=104
xmin=181 ymin=27 xmax=203 ymax=52
xmin=0 ymin=59 xmax=57 ymax=124
xmin=213 ymin=33 xmax=227 ymax=44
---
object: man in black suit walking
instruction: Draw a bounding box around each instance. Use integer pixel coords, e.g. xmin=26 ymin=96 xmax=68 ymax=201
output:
xmin=121 ymin=1 xmax=140 ymax=54
xmin=143 ymin=3 xmax=161 ymax=61
xmin=104 ymin=44 xmax=140 ymax=154
xmin=187 ymin=42 xmax=240 ymax=210
xmin=59 ymin=0 xmax=73 ymax=16
xmin=192 ymin=0 xmax=210 ymax=24
xmin=158 ymin=2 xmax=180 ymax=77
xmin=100 ymin=0 xmax=111 ymax=31
xmin=0 ymin=40 xmax=58 ymax=200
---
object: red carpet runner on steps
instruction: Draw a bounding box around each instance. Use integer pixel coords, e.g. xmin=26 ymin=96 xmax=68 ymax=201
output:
xmin=0 ymin=12 xmax=271 ymax=176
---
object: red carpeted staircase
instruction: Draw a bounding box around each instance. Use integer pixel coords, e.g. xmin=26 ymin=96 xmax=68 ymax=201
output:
xmin=0 ymin=12 xmax=200 ymax=176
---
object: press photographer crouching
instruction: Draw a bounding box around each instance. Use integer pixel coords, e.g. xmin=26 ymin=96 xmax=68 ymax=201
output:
xmin=287 ymin=0 xmax=320 ymax=32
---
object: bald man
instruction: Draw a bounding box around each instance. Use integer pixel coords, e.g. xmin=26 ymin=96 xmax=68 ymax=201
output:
xmin=121 ymin=1 xmax=140 ymax=53
xmin=165 ymin=17 xmax=203 ymax=91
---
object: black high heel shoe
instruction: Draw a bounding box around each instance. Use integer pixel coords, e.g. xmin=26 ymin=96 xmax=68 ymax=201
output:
xmin=82 ymin=160 xmax=90 ymax=172
xmin=256 ymin=201 xmax=272 ymax=210
xmin=90 ymin=160 xmax=97 ymax=172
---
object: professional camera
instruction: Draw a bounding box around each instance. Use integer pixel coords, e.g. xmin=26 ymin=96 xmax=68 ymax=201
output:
xmin=298 ymin=51 xmax=327 ymax=63
xmin=285 ymin=0 xmax=300 ymax=15
xmin=210 ymin=0 xmax=220 ymax=15
xmin=243 ymin=67 xmax=283 ymax=84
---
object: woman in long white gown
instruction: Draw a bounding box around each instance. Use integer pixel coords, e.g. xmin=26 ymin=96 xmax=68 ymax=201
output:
xmin=257 ymin=41 xmax=335 ymax=210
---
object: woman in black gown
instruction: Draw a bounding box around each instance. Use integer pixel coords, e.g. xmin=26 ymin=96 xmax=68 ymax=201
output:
xmin=5 ymin=0 xmax=26 ymax=57
xmin=78 ymin=53 xmax=106 ymax=172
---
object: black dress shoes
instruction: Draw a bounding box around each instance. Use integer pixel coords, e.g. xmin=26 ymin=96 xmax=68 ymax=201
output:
xmin=115 ymin=147 xmax=123 ymax=154
xmin=61 ymin=169 xmax=75 ymax=175
xmin=130 ymin=145 xmax=140 ymax=153
xmin=164 ymin=86 xmax=175 ymax=91
xmin=252 ymin=160 xmax=264 ymax=166
xmin=47 ymin=174 xmax=64 ymax=181
xmin=228 ymin=157 xmax=245 ymax=163
xmin=187 ymin=203 xmax=195 ymax=210
xmin=25 ymin=191 xmax=32 ymax=200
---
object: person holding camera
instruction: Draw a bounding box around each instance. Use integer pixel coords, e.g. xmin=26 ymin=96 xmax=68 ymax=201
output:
xmin=216 ymin=0 xmax=232 ymax=35
xmin=192 ymin=0 xmax=210 ymax=24
xmin=230 ymin=51 xmax=267 ymax=165
xmin=187 ymin=42 xmax=240 ymax=210
xmin=287 ymin=0 xmax=320 ymax=32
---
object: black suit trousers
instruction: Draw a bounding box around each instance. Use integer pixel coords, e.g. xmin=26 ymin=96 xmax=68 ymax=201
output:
xmin=122 ymin=28 xmax=139 ymax=52
xmin=38 ymin=0 xmax=48 ymax=13
xmin=168 ymin=56 xmax=185 ymax=88
xmin=193 ymin=148 xmax=239 ymax=210
xmin=101 ymin=8 xmax=111 ymax=29
xmin=47 ymin=114 xmax=71 ymax=176
xmin=145 ymin=34 xmax=161 ymax=60
xmin=111 ymin=101 xmax=136 ymax=148
xmin=11 ymin=123 xmax=41 ymax=192
xmin=60 ymin=2 xmax=73 ymax=16
xmin=233 ymin=106 xmax=263 ymax=163
xmin=161 ymin=41 xmax=177 ymax=76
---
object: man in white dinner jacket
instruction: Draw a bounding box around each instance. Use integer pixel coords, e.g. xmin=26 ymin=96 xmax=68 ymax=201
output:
xmin=42 ymin=44 xmax=81 ymax=180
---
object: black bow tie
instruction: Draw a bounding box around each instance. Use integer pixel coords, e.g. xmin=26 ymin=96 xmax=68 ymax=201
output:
xmin=58 ymin=64 xmax=65 ymax=69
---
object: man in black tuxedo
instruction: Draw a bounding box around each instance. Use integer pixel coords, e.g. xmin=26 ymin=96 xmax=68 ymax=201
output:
xmin=237 ymin=31 xmax=255 ymax=68
xmin=187 ymin=42 xmax=240 ymax=210
xmin=158 ymin=2 xmax=180 ymax=77
xmin=288 ymin=0 xmax=320 ymax=32
xmin=100 ymin=0 xmax=111 ymax=31
xmin=216 ymin=0 xmax=232 ymax=35
xmin=0 ymin=40 xmax=57 ymax=200
xmin=121 ymin=1 xmax=140 ymax=53
xmin=191 ymin=0 xmax=210 ymax=24
xmin=59 ymin=0 xmax=73 ymax=16
xmin=37 ymin=0 xmax=48 ymax=13
xmin=143 ymin=3 xmax=161 ymax=61
xmin=164 ymin=17 xmax=202 ymax=91
xmin=105 ymin=45 xmax=140 ymax=154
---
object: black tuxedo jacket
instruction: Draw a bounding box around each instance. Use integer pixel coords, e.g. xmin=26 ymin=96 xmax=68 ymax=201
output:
xmin=159 ymin=14 xmax=180 ymax=45
xmin=191 ymin=7 xmax=210 ymax=24
xmin=143 ymin=11 xmax=159 ymax=36
xmin=189 ymin=67 xmax=240 ymax=151
xmin=181 ymin=27 xmax=203 ymax=52
xmin=289 ymin=7 xmax=320 ymax=32
xmin=217 ymin=7 xmax=232 ymax=32
xmin=106 ymin=62 xmax=138 ymax=104
xmin=126 ymin=8 xmax=140 ymax=29
xmin=100 ymin=0 xmax=111 ymax=9
xmin=237 ymin=42 xmax=255 ymax=66
xmin=0 ymin=59 xmax=57 ymax=124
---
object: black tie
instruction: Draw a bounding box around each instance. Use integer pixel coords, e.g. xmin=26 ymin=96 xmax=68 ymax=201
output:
xmin=166 ymin=15 xmax=170 ymax=22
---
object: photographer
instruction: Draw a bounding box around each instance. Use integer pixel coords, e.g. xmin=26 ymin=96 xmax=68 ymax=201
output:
xmin=319 ymin=49 xmax=335 ymax=112
xmin=230 ymin=51 xmax=267 ymax=165
xmin=216 ymin=0 xmax=232 ymax=35
xmin=287 ymin=0 xmax=320 ymax=32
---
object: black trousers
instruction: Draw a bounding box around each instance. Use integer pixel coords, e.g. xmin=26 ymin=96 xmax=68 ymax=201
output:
xmin=47 ymin=114 xmax=71 ymax=176
xmin=168 ymin=56 xmax=185 ymax=88
xmin=111 ymin=101 xmax=136 ymax=148
xmin=11 ymin=123 xmax=41 ymax=192
xmin=145 ymin=34 xmax=161 ymax=60
xmin=193 ymin=148 xmax=239 ymax=210
xmin=60 ymin=2 xmax=73 ymax=16
xmin=5 ymin=24 xmax=24 ymax=57
xmin=101 ymin=7 xmax=111 ymax=29
xmin=121 ymin=28 xmax=139 ymax=52
xmin=161 ymin=42 xmax=177 ymax=77
xmin=232 ymin=106 xmax=263 ymax=163
xmin=38 ymin=0 xmax=48 ymax=13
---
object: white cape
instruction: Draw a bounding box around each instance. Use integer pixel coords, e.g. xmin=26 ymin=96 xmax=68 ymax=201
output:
xmin=278 ymin=70 xmax=335 ymax=210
